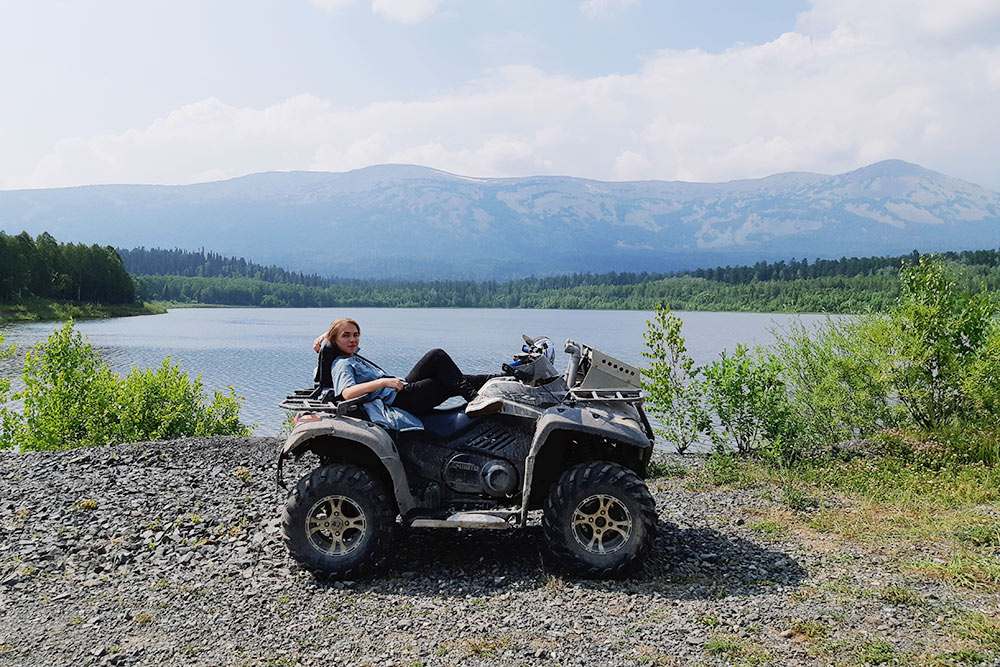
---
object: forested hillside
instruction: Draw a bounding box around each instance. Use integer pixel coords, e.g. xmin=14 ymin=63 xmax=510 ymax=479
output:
xmin=117 ymin=247 xmax=331 ymax=287
xmin=123 ymin=245 xmax=1000 ymax=288
xmin=131 ymin=247 xmax=1000 ymax=313
xmin=1 ymin=231 xmax=136 ymax=304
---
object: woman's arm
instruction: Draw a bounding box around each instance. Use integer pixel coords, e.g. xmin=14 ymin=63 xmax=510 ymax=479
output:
xmin=341 ymin=377 xmax=404 ymax=400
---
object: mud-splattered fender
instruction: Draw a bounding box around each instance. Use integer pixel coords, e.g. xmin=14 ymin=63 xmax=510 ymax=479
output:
xmin=276 ymin=417 xmax=417 ymax=515
xmin=519 ymin=404 xmax=653 ymax=523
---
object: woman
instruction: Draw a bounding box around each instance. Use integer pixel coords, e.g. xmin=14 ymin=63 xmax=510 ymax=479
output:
xmin=314 ymin=318 xmax=488 ymax=430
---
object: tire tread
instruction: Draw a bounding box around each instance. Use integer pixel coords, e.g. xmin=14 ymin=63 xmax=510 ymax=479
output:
xmin=281 ymin=464 xmax=394 ymax=579
xmin=542 ymin=461 xmax=657 ymax=578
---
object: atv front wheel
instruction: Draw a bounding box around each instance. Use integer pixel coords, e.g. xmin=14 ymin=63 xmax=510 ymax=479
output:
xmin=542 ymin=461 xmax=656 ymax=578
xmin=282 ymin=464 xmax=395 ymax=578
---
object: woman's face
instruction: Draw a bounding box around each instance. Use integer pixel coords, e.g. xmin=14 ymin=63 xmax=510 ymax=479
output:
xmin=335 ymin=324 xmax=360 ymax=356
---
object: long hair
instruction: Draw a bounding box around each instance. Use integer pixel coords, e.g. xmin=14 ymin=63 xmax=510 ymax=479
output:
xmin=324 ymin=318 xmax=360 ymax=355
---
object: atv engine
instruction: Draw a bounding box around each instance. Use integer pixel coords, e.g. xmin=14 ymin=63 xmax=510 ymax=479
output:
xmin=443 ymin=453 xmax=519 ymax=497
xmin=397 ymin=415 xmax=533 ymax=503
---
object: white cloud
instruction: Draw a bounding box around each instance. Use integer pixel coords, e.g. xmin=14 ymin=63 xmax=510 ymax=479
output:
xmin=19 ymin=1 xmax=1000 ymax=190
xmin=372 ymin=0 xmax=448 ymax=23
xmin=578 ymin=0 xmax=639 ymax=20
xmin=308 ymin=0 xmax=451 ymax=23
xmin=798 ymin=0 xmax=1000 ymax=45
xmin=307 ymin=0 xmax=358 ymax=13
xmin=614 ymin=151 xmax=650 ymax=179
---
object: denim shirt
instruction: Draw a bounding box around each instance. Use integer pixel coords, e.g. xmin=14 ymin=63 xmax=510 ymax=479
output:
xmin=330 ymin=352 xmax=423 ymax=432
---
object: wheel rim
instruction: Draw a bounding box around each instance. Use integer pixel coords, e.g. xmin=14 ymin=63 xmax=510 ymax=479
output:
xmin=571 ymin=494 xmax=633 ymax=554
xmin=305 ymin=495 xmax=367 ymax=557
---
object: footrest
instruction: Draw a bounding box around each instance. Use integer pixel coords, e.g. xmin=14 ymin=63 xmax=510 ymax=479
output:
xmin=410 ymin=512 xmax=511 ymax=530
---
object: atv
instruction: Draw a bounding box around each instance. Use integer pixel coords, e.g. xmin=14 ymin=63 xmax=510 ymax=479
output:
xmin=276 ymin=337 xmax=657 ymax=579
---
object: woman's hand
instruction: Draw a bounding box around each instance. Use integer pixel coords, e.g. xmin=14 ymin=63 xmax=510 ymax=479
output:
xmin=312 ymin=334 xmax=325 ymax=352
xmin=381 ymin=377 xmax=405 ymax=391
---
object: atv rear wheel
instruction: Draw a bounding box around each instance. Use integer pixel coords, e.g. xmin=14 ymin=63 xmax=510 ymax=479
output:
xmin=282 ymin=464 xmax=395 ymax=578
xmin=542 ymin=461 xmax=656 ymax=578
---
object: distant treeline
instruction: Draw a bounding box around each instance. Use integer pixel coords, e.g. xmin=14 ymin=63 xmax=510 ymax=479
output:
xmin=7 ymin=238 xmax=994 ymax=313
xmin=122 ymin=245 xmax=1000 ymax=290
xmin=687 ymin=248 xmax=1000 ymax=284
xmin=129 ymin=245 xmax=1000 ymax=313
xmin=137 ymin=273 xmax=911 ymax=312
xmin=118 ymin=246 xmax=332 ymax=287
xmin=1 ymin=231 xmax=136 ymax=304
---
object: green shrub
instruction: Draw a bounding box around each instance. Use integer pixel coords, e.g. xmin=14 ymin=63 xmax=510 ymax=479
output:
xmin=771 ymin=256 xmax=998 ymax=452
xmin=15 ymin=321 xmax=118 ymax=450
xmin=109 ymin=360 xmax=247 ymax=442
xmin=881 ymin=256 xmax=998 ymax=429
xmin=0 ymin=321 xmax=248 ymax=451
xmin=641 ymin=307 xmax=711 ymax=453
xmin=0 ymin=332 xmax=17 ymax=450
xmin=770 ymin=316 xmax=900 ymax=450
xmin=702 ymin=344 xmax=796 ymax=457
xmin=704 ymin=449 xmax=754 ymax=486
xmin=963 ymin=326 xmax=1000 ymax=426
xmin=641 ymin=256 xmax=996 ymax=464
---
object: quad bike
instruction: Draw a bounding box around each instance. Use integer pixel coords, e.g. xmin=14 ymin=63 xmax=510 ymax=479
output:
xmin=276 ymin=337 xmax=657 ymax=579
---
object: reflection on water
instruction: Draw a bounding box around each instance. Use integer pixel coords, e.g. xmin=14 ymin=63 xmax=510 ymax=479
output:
xmin=2 ymin=308 xmax=834 ymax=437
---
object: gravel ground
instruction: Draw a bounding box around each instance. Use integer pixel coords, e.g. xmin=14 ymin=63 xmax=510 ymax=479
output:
xmin=1 ymin=437 xmax=997 ymax=666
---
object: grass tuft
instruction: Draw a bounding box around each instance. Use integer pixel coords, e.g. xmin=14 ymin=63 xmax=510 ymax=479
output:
xmin=952 ymin=611 xmax=1000 ymax=651
xmin=906 ymin=552 xmax=1000 ymax=591
xmin=647 ymin=458 xmax=689 ymax=479
xmin=703 ymin=634 xmax=769 ymax=663
xmin=790 ymin=619 xmax=827 ymax=639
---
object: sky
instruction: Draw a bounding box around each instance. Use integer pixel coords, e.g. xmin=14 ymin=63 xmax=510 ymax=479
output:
xmin=1 ymin=0 xmax=999 ymax=191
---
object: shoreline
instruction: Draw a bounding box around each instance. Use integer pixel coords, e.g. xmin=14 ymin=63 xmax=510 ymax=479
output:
xmin=0 ymin=300 xmax=165 ymax=325
xmin=147 ymin=301 xmax=852 ymax=316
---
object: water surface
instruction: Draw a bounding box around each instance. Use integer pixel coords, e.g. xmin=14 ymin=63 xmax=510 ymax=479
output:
xmin=3 ymin=308 xmax=833 ymax=436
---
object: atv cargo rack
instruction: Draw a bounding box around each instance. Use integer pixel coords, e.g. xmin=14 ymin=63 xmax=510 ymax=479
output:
xmin=278 ymin=390 xmax=365 ymax=417
xmin=567 ymin=388 xmax=643 ymax=403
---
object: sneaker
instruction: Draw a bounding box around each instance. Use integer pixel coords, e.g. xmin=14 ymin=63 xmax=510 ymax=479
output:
xmin=465 ymin=397 xmax=504 ymax=417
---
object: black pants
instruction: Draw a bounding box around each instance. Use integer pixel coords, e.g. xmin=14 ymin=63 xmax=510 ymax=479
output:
xmin=393 ymin=348 xmax=470 ymax=415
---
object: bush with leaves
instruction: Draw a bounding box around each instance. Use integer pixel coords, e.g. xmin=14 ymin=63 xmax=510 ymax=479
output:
xmin=108 ymin=360 xmax=248 ymax=443
xmin=643 ymin=255 xmax=996 ymax=461
xmin=641 ymin=307 xmax=711 ymax=453
xmin=770 ymin=316 xmax=901 ymax=450
xmin=0 ymin=321 xmax=249 ymax=451
xmin=880 ymin=255 xmax=999 ymax=429
xmin=0 ymin=333 xmax=17 ymax=449
xmin=963 ymin=327 xmax=1000 ymax=426
xmin=768 ymin=255 xmax=999 ymax=450
xmin=702 ymin=344 xmax=796 ymax=458
xmin=13 ymin=321 xmax=118 ymax=450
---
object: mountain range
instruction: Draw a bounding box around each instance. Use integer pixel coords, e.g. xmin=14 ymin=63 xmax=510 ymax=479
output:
xmin=1 ymin=160 xmax=997 ymax=279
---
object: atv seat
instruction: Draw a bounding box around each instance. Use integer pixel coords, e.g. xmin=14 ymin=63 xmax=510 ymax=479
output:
xmin=419 ymin=405 xmax=477 ymax=439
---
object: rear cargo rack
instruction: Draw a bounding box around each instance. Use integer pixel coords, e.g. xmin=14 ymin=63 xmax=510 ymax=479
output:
xmin=567 ymin=388 xmax=643 ymax=404
xmin=278 ymin=390 xmax=365 ymax=417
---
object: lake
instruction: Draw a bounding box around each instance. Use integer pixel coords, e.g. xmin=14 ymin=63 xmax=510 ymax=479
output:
xmin=2 ymin=308 xmax=834 ymax=437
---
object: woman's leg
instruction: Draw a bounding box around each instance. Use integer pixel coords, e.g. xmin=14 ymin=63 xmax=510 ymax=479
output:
xmin=392 ymin=348 xmax=477 ymax=414
xmin=403 ymin=348 xmax=465 ymax=387
xmin=392 ymin=378 xmax=452 ymax=414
